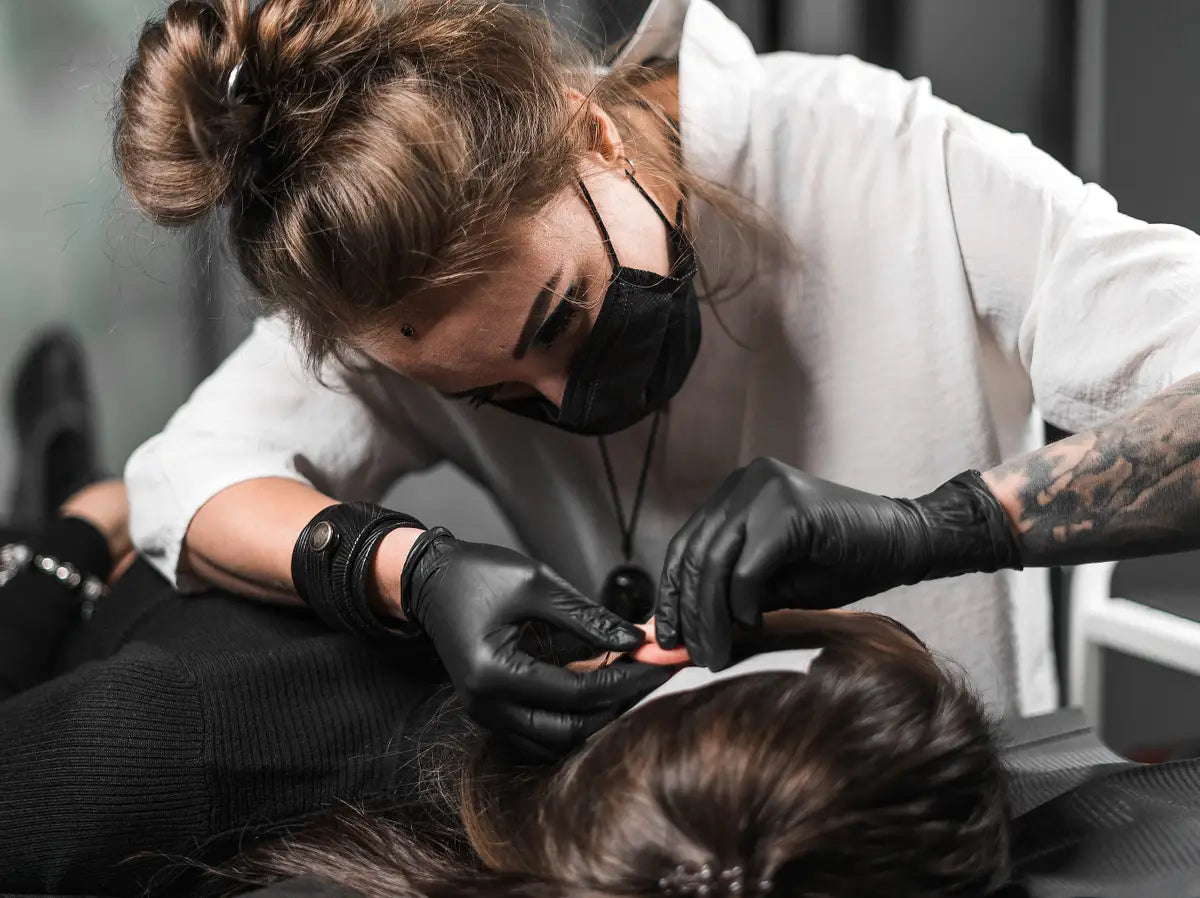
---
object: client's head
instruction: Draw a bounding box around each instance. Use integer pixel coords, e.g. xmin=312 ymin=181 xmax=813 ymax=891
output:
xmin=238 ymin=611 xmax=1009 ymax=897
xmin=461 ymin=610 xmax=1008 ymax=897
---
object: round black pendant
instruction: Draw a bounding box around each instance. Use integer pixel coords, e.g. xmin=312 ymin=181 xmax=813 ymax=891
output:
xmin=601 ymin=564 xmax=656 ymax=623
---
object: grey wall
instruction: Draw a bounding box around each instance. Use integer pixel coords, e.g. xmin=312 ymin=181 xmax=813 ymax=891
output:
xmin=1088 ymin=0 xmax=1200 ymax=757
xmin=0 ymin=1 xmax=201 ymax=506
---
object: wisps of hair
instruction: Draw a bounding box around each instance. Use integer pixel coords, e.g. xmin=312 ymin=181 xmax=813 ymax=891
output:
xmin=115 ymin=0 xmax=777 ymax=373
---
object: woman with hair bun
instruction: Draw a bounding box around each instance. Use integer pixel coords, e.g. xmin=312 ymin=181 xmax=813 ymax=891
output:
xmin=117 ymin=0 xmax=1200 ymax=753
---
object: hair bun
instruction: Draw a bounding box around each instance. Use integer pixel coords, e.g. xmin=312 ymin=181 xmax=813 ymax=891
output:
xmin=114 ymin=0 xmax=266 ymax=224
xmin=116 ymin=0 xmax=386 ymax=226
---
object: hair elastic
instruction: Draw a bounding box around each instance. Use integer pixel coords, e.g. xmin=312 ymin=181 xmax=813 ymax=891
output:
xmin=658 ymin=862 xmax=773 ymax=896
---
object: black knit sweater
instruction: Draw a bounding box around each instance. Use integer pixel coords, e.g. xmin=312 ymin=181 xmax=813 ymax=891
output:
xmin=0 ymin=519 xmax=453 ymax=897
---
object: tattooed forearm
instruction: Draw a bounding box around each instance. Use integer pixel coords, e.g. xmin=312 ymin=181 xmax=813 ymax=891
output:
xmin=982 ymin=374 xmax=1200 ymax=566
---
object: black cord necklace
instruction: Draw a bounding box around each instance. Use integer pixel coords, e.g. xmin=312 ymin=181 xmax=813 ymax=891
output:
xmin=597 ymin=411 xmax=662 ymax=623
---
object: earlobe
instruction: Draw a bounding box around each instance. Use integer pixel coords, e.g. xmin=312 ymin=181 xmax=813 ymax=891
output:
xmin=564 ymin=87 xmax=624 ymax=166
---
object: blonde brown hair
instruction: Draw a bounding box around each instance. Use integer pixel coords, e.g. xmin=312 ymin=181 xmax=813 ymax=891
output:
xmin=115 ymin=0 xmax=767 ymax=369
xmin=220 ymin=611 xmax=1009 ymax=897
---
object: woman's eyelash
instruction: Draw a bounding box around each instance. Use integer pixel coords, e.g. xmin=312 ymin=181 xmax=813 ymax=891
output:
xmin=465 ymin=385 xmax=498 ymax=408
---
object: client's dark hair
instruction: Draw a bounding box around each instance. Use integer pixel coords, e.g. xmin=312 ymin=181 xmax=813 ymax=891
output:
xmin=225 ymin=611 xmax=1009 ymax=897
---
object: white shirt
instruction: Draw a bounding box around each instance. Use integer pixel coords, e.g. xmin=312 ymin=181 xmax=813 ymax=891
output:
xmin=126 ymin=0 xmax=1200 ymax=716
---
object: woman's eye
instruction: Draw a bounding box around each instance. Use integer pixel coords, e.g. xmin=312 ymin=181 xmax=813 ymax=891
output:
xmin=534 ymin=283 xmax=581 ymax=350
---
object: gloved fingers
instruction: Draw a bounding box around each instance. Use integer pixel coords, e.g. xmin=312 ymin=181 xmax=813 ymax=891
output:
xmin=659 ymin=505 xmax=736 ymax=652
xmin=652 ymin=563 xmax=683 ymax=650
xmin=476 ymin=701 xmax=624 ymax=758
xmin=530 ymin=577 xmax=644 ymax=652
xmin=655 ymin=514 xmax=701 ymax=650
xmin=656 ymin=473 xmax=743 ymax=649
xmin=483 ymin=651 xmax=674 ymax=712
xmin=692 ymin=520 xmax=746 ymax=670
xmin=729 ymin=518 xmax=803 ymax=622
xmin=767 ymin=564 xmax=855 ymax=610
xmin=569 ymin=659 xmax=677 ymax=708
xmin=495 ymin=731 xmax=562 ymax=765
xmin=515 ymin=620 xmax=595 ymax=665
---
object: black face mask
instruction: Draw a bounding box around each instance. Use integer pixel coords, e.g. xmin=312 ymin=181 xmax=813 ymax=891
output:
xmin=491 ymin=170 xmax=701 ymax=436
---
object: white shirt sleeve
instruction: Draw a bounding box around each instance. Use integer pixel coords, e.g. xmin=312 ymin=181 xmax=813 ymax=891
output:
xmin=125 ymin=316 xmax=442 ymax=590
xmin=944 ymin=111 xmax=1200 ymax=433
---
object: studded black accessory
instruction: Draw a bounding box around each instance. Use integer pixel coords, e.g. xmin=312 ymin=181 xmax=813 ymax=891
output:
xmin=1 ymin=542 xmax=109 ymax=620
xmin=657 ymin=862 xmax=773 ymax=896
xmin=291 ymin=502 xmax=426 ymax=641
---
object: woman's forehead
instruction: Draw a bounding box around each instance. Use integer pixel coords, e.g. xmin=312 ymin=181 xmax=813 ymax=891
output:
xmin=365 ymin=240 xmax=566 ymax=379
xmin=361 ymin=188 xmax=600 ymax=381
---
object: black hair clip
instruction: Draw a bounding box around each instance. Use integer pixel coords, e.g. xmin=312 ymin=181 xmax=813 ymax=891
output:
xmin=225 ymin=0 xmax=271 ymax=106
xmin=224 ymin=56 xmax=253 ymax=107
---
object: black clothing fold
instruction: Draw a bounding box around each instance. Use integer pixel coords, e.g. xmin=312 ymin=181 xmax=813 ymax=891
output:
xmin=0 ymin=523 xmax=449 ymax=896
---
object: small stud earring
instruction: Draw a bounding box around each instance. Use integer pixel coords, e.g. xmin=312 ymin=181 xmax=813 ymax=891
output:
xmin=400 ymin=324 xmax=416 ymax=339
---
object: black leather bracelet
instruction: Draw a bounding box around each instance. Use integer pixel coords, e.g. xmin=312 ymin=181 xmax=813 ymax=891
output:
xmin=291 ymin=502 xmax=426 ymax=643
xmin=397 ymin=526 xmax=455 ymax=623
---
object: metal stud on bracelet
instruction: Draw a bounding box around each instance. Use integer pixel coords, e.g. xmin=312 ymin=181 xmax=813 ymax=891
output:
xmin=309 ymin=521 xmax=338 ymax=553
xmin=0 ymin=541 xmax=109 ymax=619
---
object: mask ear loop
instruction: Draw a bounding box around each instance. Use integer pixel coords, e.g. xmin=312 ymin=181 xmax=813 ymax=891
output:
xmin=577 ymin=178 xmax=622 ymax=271
xmin=619 ymin=157 xmax=695 ymax=277
xmin=578 ymin=157 xmax=688 ymax=276
xmin=620 ymin=156 xmax=678 ymax=234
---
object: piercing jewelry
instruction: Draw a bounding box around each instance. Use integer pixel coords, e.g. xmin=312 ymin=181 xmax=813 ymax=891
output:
xmin=400 ymin=324 xmax=416 ymax=339
xmin=622 ymin=155 xmax=638 ymax=177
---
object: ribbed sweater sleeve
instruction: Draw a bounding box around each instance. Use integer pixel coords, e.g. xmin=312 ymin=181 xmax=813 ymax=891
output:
xmin=191 ymin=637 xmax=430 ymax=838
xmin=0 ymin=517 xmax=111 ymax=699
xmin=0 ymin=565 xmax=442 ymax=897
xmin=0 ymin=646 xmax=207 ymax=895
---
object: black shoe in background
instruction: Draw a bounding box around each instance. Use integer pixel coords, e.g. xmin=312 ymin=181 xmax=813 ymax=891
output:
xmin=9 ymin=329 xmax=101 ymax=523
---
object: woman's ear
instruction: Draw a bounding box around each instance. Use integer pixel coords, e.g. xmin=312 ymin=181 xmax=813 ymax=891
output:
xmin=565 ymin=87 xmax=625 ymax=166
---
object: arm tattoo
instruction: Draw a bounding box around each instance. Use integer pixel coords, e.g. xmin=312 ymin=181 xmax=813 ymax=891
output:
xmin=984 ymin=374 xmax=1200 ymax=566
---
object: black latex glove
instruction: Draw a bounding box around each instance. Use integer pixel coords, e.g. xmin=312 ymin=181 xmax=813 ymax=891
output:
xmin=655 ymin=458 xmax=1023 ymax=670
xmin=401 ymin=528 xmax=673 ymax=759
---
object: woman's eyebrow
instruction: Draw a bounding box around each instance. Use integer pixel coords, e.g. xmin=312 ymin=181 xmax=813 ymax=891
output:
xmin=513 ymin=265 xmax=563 ymax=360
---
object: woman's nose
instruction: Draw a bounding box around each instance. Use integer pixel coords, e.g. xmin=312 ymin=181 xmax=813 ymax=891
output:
xmin=529 ymin=373 xmax=567 ymax=408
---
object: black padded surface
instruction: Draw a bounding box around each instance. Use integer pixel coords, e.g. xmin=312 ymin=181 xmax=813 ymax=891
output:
xmin=1004 ymin=709 xmax=1200 ymax=897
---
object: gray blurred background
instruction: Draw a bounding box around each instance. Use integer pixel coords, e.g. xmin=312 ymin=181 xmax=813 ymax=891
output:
xmin=2 ymin=0 xmax=1199 ymax=755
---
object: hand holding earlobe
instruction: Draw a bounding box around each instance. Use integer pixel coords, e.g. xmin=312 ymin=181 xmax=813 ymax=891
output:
xmin=655 ymin=459 xmax=1022 ymax=670
xmin=629 ymin=619 xmax=691 ymax=666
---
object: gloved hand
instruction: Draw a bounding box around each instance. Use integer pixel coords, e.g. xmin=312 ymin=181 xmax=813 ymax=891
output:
xmin=401 ymin=528 xmax=674 ymax=759
xmin=654 ymin=458 xmax=1023 ymax=670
